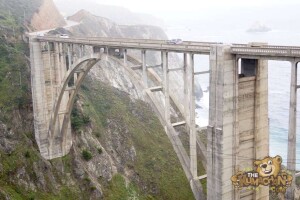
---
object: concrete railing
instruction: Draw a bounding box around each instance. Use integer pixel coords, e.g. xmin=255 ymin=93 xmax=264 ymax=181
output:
xmin=35 ymin=36 xmax=300 ymax=58
xmin=231 ymin=47 xmax=300 ymax=57
xmin=36 ymin=36 xmax=213 ymax=54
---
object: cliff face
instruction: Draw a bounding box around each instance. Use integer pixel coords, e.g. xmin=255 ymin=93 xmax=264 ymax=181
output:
xmin=67 ymin=10 xmax=168 ymax=39
xmin=30 ymin=0 xmax=66 ymax=31
xmin=54 ymin=0 xmax=165 ymax=27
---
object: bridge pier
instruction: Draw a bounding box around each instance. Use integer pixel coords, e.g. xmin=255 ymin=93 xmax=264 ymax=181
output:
xmin=30 ymin=39 xmax=70 ymax=159
xmin=162 ymin=51 xmax=170 ymax=124
xmin=184 ymin=53 xmax=197 ymax=179
xmin=123 ymin=49 xmax=127 ymax=66
xmin=142 ymin=50 xmax=148 ymax=87
xmin=207 ymin=45 xmax=269 ymax=200
xmin=286 ymin=60 xmax=298 ymax=200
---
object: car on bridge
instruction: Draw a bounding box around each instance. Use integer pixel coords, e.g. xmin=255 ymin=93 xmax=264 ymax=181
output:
xmin=167 ymin=39 xmax=183 ymax=44
xmin=59 ymin=34 xmax=69 ymax=38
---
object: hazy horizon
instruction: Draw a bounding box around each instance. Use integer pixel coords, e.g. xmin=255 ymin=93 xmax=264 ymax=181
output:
xmin=54 ymin=0 xmax=300 ymax=35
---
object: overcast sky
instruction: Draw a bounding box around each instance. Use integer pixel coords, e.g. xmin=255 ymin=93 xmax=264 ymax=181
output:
xmin=93 ymin=0 xmax=299 ymax=12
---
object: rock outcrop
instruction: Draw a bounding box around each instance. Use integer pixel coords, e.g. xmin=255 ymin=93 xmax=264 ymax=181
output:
xmin=30 ymin=0 xmax=66 ymax=31
xmin=54 ymin=0 xmax=165 ymax=27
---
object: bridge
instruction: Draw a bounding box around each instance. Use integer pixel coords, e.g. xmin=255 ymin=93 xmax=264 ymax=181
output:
xmin=30 ymin=36 xmax=300 ymax=199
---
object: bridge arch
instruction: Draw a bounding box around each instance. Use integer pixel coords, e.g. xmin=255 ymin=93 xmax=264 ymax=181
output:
xmin=48 ymin=53 xmax=103 ymax=157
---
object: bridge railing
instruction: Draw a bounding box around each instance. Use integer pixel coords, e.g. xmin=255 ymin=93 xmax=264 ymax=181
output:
xmin=35 ymin=36 xmax=300 ymax=58
xmin=231 ymin=47 xmax=300 ymax=57
xmin=36 ymin=36 xmax=213 ymax=53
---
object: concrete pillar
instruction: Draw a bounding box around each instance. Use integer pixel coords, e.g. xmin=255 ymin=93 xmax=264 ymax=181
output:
xmin=183 ymin=53 xmax=189 ymax=122
xmin=238 ymin=58 xmax=269 ymax=199
xmin=162 ymin=51 xmax=170 ymax=123
xmin=286 ymin=61 xmax=297 ymax=200
xmin=185 ymin=53 xmax=197 ymax=178
xmin=79 ymin=45 xmax=82 ymax=58
xmin=142 ymin=50 xmax=148 ymax=87
xmin=47 ymin=42 xmax=54 ymax=103
xmin=67 ymin=45 xmax=71 ymax=70
xmin=207 ymin=45 xmax=237 ymax=200
xmin=30 ymin=38 xmax=49 ymax=157
xmin=105 ymin=46 xmax=108 ymax=61
xmin=123 ymin=49 xmax=127 ymax=66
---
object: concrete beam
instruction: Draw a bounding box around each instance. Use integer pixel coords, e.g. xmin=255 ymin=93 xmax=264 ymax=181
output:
xmin=194 ymin=70 xmax=210 ymax=75
xmin=149 ymin=86 xmax=163 ymax=92
xmin=172 ymin=121 xmax=186 ymax=127
xmin=131 ymin=65 xmax=142 ymax=70
xmin=168 ymin=67 xmax=184 ymax=72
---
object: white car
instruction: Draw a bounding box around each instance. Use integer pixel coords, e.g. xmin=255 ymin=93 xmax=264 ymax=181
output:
xmin=167 ymin=39 xmax=183 ymax=44
xmin=59 ymin=34 xmax=69 ymax=38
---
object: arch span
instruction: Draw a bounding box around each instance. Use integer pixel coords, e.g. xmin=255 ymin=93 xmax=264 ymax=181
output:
xmin=48 ymin=53 xmax=103 ymax=158
xmin=47 ymin=53 xmax=146 ymax=159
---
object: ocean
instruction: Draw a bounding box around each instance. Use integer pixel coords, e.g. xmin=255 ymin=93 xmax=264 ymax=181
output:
xmin=165 ymin=25 xmax=300 ymax=169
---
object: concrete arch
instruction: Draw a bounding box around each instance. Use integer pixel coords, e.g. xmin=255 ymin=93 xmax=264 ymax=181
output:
xmin=48 ymin=53 xmax=103 ymax=158
xmin=48 ymin=52 xmax=145 ymax=158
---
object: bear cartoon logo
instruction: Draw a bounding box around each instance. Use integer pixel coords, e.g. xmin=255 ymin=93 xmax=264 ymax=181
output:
xmin=253 ymin=155 xmax=282 ymax=177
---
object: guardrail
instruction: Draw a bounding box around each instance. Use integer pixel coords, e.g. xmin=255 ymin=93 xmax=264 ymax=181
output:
xmin=35 ymin=36 xmax=213 ymax=54
xmin=231 ymin=47 xmax=300 ymax=57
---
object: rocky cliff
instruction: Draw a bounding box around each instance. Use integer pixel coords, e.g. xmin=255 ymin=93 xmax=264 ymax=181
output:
xmin=54 ymin=0 xmax=165 ymax=27
xmin=0 ymin=0 xmax=65 ymax=31
xmin=30 ymin=0 xmax=66 ymax=31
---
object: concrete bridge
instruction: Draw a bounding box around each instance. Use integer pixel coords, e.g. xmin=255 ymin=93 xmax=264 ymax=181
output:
xmin=30 ymin=36 xmax=300 ymax=199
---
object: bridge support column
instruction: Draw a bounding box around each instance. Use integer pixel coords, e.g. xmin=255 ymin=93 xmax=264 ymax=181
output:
xmin=67 ymin=45 xmax=71 ymax=69
xmin=185 ymin=53 xmax=197 ymax=178
xmin=207 ymin=45 xmax=237 ymax=200
xmin=162 ymin=51 xmax=170 ymax=123
xmin=208 ymin=45 xmax=269 ymax=200
xmin=142 ymin=50 xmax=148 ymax=87
xmin=287 ymin=60 xmax=297 ymax=200
xmin=123 ymin=49 xmax=127 ymax=66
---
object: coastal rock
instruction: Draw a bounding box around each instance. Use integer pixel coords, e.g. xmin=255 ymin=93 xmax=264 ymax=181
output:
xmin=247 ymin=21 xmax=271 ymax=32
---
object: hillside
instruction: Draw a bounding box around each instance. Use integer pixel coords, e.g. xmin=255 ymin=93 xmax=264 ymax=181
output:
xmin=0 ymin=0 xmax=196 ymax=199
xmin=0 ymin=0 xmax=65 ymax=31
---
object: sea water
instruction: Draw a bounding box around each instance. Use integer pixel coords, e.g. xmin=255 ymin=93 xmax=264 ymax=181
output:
xmin=166 ymin=25 xmax=300 ymax=169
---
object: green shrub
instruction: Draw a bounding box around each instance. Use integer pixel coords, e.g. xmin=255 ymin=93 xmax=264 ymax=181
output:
xmin=24 ymin=151 xmax=30 ymax=158
xmin=97 ymin=147 xmax=103 ymax=154
xmin=82 ymin=149 xmax=92 ymax=161
xmin=71 ymin=107 xmax=91 ymax=131
xmin=90 ymin=186 xmax=96 ymax=191
xmin=94 ymin=132 xmax=101 ymax=138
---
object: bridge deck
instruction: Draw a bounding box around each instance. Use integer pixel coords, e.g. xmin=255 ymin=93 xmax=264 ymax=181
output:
xmin=36 ymin=36 xmax=300 ymax=59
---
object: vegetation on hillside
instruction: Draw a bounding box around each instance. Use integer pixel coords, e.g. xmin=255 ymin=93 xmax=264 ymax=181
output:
xmin=0 ymin=13 xmax=30 ymax=112
xmin=0 ymin=0 xmax=42 ymax=24
xmin=78 ymin=77 xmax=195 ymax=199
